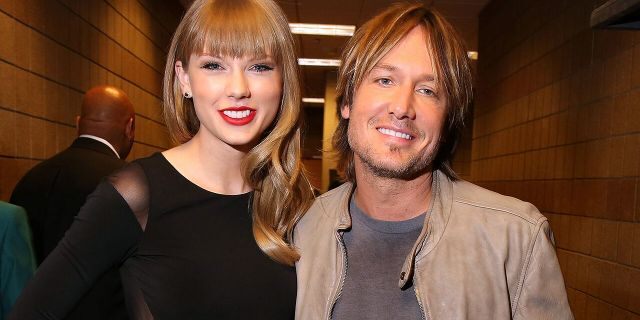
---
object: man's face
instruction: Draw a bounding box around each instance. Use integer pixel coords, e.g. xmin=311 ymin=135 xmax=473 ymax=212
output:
xmin=342 ymin=26 xmax=446 ymax=180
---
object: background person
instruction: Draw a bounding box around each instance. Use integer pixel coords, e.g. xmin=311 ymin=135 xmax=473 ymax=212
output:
xmin=0 ymin=201 xmax=35 ymax=318
xmin=10 ymin=85 xmax=135 ymax=320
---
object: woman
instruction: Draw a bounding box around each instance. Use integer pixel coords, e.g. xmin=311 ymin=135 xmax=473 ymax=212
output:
xmin=9 ymin=0 xmax=314 ymax=318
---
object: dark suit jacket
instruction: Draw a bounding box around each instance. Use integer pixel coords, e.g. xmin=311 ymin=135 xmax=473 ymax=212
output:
xmin=10 ymin=137 xmax=129 ymax=320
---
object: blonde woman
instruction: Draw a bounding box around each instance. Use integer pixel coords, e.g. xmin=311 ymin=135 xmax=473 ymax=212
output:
xmin=9 ymin=0 xmax=314 ymax=318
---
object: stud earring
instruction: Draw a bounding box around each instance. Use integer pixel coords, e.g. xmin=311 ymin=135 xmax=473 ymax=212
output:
xmin=184 ymin=92 xmax=192 ymax=99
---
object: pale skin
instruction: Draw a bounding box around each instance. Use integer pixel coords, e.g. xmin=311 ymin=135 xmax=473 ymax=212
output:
xmin=343 ymin=26 xmax=446 ymax=221
xmin=163 ymin=53 xmax=282 ymax=195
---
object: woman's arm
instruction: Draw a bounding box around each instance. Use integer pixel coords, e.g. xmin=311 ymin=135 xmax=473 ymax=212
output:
xmin=8 ymin=182 xmax=143 ymax=320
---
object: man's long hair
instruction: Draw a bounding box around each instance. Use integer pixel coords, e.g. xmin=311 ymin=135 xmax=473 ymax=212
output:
xmin=333 ymin=2 xmax=473 ymax=181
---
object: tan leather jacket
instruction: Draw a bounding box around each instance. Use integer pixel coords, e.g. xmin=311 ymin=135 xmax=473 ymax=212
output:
xmin=294 ymin=171 xmax=573 ymax=319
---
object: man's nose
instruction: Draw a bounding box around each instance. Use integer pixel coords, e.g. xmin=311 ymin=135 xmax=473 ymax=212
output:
xmin=387 ymin=86 xmax=416 ymax=120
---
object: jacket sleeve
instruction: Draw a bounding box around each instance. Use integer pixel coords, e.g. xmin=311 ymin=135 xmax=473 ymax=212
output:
xmin=513 ymin=219 xmax=574 ymax=319
xmin=7 ymin=182 xmax=142 ymax=320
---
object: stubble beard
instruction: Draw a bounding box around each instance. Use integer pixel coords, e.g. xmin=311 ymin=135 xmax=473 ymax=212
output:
xmin=349 ymin=134 xmax=436 ymax=181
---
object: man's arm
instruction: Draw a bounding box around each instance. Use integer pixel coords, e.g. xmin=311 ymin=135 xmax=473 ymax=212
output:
xmin=513 ymin=219 xmax=574 ymax=319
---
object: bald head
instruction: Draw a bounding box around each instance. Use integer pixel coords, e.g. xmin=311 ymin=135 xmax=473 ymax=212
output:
xmin=77 ymin=85 xmax=135 ymax=159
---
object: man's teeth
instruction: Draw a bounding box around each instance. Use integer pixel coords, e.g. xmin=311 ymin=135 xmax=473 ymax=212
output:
xmin=377 ymin=128 xmax=412 ymax=140
xmin=223 ymin=110 xmax=251 ymax=118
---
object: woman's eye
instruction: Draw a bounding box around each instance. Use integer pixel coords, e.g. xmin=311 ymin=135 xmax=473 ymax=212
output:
xmin=202 ymin=62 xmax=223 ymax=70
xmin=251 ymin=64 xmax=274 ymax=72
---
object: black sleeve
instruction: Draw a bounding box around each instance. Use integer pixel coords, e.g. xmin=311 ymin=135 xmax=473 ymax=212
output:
xmin=7 ymin=181 xmax=143 ymax=320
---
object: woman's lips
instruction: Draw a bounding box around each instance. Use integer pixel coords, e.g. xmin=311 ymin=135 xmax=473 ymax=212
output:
xmin=219 ymin=106 xmax=256 ymax=126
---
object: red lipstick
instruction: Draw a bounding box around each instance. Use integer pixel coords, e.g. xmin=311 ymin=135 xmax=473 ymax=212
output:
xmin=218 ymin=106 xmax=256 ymax=126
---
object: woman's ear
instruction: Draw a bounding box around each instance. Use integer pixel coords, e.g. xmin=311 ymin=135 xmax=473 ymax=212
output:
xmin=175 ymin=61 xmax=191 ymax=95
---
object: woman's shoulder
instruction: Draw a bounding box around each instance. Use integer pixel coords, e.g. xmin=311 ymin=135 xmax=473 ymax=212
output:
xmin=106 ymin=155 xmax=162 ymax=230
xmin=126 ymin=152 xmax=178 ymax=185
xmin=130 ymin=152 xmax=165 ymax=170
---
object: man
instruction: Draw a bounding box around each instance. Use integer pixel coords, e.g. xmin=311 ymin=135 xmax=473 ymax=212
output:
xmin=10 ymin=85 xmax=135 ymax=320
xmin=294 ymin=3 xmax=572 ymax=320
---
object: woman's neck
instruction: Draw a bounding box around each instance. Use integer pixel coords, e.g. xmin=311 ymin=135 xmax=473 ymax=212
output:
xmin=162 ymin=133 xmax=252 ymax=195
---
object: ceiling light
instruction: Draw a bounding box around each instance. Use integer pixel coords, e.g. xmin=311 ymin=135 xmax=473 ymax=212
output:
xmin=289 ymin=23 xmax=355 ymax=37
xmin=467 ymin=51 xmax=478 ymax=60
xmin=298 ymin=58 xmax=341 ymax=67
xmin=302 ymin=98 xmax=325 ymax=104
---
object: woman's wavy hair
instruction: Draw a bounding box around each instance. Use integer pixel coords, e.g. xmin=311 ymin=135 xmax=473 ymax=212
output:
xmin=163 ymin=0 xmax=314 ymax=265
xmin=333 ymin=2 xmax=473 ymax=181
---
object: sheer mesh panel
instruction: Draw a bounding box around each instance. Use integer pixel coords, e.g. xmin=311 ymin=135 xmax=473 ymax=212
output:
xmin=108 ymin=162 xmax=150 ymax=231
xmin=108 ymin=162 xmax=153 ymax=319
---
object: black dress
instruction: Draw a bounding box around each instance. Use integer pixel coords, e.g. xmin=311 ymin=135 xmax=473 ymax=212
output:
xmin=9 ymin=153 xmax=296 ymax=319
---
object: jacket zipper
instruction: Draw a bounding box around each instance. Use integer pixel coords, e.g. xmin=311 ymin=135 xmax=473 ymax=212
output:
xmin=414 ymin=283 xmax=428 ymax=320
xmin=412 ymin=178 xmax=437 ymax=320
xmin=327 ymin=230 xmax=348 ymax=320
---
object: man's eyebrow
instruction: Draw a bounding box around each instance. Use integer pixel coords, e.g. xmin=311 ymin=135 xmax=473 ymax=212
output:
xmin=372 ymin=63 xmax=437 ymax=82
xmin=423 ymin=74 xmax=436 ymax=82
xmin=372 ymin=64 xmax=397 ymax=72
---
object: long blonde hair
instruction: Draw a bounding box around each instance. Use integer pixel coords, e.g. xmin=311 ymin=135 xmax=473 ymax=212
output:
xmin=163 ymin=0 xmax=314 ymax=265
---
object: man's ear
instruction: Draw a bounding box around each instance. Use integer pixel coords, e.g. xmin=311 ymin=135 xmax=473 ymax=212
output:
xmin=340 ymin=104 xmax=351 ymax=119
xmin=175 ymin=61 xmax=191 ymax=95
xmin=126 ymin=116 xmax=135 ymax=139
xmin=75 ymin=116 xmax=81 ymax=135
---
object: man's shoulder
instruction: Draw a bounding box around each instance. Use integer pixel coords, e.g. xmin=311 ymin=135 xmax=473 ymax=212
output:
xmin=11 ymin=154 xmax=65 ymax=194
xmin=450 ymin=179 xmax=544 ymax=226
xmin=297 ymin=183 xmax=351 ymax=230
xmin=70 ymin=141 xmax=122 ymax=161
xmin=26 ymin=150 xmax=69 ymax=172
xmin=24 ymin=141 xmax=119 ymax=171
xmin=11 ymin=145 xmax=124 ymax=199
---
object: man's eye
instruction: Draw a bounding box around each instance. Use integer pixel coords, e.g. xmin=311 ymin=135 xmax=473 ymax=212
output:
xmin=376 ymin=78 xmax=392 ymax=86
xmin=251 ymin=64 xmax=274 ymax=72
xmin=417 ymin=88 xmax=436 ymax=96
xmin=202 ymin=62 xmax=223 ymax=70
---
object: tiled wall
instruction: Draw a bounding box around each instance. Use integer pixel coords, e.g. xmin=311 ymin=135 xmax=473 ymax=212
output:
xmin=451 ymin=114 xmax=473 ymax=181
xmin=476 ymin=0 xmax=640 ymax=318
xmin=0 ymin=0 xmax=184 ymax=200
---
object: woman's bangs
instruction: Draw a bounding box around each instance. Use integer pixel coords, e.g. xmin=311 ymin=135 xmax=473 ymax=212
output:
xmin=193 ymin=4 xmax=281 ymax=61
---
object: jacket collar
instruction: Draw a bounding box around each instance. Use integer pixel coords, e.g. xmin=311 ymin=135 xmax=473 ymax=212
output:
xmin=397 ymin=170 xmax=454 ymax=287
xmin=334 ymin=170 xmax=454 ymax=288
xmin=335 ymin=183 xmax=354 ymax=231
xmin=71 ymin=137 xmax=120 ymax=159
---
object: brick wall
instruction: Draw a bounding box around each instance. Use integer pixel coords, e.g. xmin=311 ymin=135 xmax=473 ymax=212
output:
xmin=0 ymin=0 xmax=184 ymax=200
xmin=476 ymin=0 xmax=640 ymax=318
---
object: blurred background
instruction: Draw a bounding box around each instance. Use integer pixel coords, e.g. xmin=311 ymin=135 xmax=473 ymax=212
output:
xmin=0 ymin=0 xmax=638 ymax=318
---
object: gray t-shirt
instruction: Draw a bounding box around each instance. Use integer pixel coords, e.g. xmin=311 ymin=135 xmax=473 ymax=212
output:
xmin=332 ymin=197 xmax=425 ymax=320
